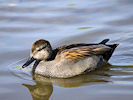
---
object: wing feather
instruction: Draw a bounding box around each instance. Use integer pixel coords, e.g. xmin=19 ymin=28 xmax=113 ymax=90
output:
xmin=57 ymin=45 xmax=111 ymax=62
xmin=49 ymin=43 xmax=90 ymax=61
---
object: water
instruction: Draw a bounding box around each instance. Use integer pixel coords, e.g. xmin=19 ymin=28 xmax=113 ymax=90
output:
xmin=0 ymin=0 xmax=133 ymax=100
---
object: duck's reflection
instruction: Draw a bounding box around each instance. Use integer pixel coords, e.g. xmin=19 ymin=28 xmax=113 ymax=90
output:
xmin=23 ymin=78 xmax=53 ymax=100
xmin=23 ymin=64 xmax=112 ymax=100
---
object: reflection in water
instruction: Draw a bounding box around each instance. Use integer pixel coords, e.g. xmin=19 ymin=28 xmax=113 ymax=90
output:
xmin=77 ymin=26 xmax=92 ymax=30
xmin=23 ymin=64 xmax=112 ymax=100
xmin=23 ymin=80 xmax=53 ymax=100
xmin=23 ymin=64 xmax=133 ymax=100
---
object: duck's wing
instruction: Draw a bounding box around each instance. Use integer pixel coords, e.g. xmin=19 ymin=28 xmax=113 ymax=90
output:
xmin=50 ymin=43 xmax=93 ymax=60
xmin=57 ymin=44 xmax=111 ymax=62
xmin=49 ymin=39 xmax=110 ymax=61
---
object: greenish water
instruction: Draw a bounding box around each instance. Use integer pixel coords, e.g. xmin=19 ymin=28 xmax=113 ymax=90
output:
xmin=0 ymin=0 xmax=133 ymax=100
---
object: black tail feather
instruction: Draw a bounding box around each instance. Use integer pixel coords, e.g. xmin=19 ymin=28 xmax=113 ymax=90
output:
xmin=99 ymin=39 xmax=110 ymax=44
xmin=108 ymin=44 xmax=119 ymax=49
xmin=103 ymin=44 xmax=119 ymax=61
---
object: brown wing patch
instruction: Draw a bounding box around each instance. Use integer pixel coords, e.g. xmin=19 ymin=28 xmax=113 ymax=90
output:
xmin=59 ymin=45 xmax=111 ymax=62
xmin=50 ymin=43 xmax=91 ymax=60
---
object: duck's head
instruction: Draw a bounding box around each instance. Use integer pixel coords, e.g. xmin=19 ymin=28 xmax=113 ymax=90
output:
xmin=22 ymin=39 xmax=52 ymax=68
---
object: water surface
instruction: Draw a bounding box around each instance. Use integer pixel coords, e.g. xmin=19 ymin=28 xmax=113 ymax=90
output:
xmin=0 ymin=0 xmax=133 ymax=100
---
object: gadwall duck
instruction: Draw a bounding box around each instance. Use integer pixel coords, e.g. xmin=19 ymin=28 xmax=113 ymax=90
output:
xmin=22 ymin=39 xmax=118 ymax=78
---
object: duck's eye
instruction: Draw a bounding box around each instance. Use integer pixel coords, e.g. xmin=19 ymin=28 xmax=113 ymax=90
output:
xmin=38 ymin=46 xmax=46 ymax=51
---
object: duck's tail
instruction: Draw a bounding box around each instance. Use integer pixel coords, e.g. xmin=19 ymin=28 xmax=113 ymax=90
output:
xmin=108 ymin=44 xmax=119 ymax=49
xmin=103 ymin=44 xmax=119 ymax=61
xmin=99 ymin=39 xmax=110 ymax=44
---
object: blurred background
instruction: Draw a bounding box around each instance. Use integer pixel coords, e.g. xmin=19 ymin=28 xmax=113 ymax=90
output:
xmin=0 ymin=0 xmax=133 ymax=100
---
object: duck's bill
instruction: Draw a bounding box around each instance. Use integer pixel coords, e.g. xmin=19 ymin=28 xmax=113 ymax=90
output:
xmin=22 ymin=57 xmax=35 ymax=68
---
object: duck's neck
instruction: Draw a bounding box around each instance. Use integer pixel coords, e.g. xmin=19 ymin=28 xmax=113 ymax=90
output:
xmin=44 ymin=45 xmax=53 ymax=61
xmin=46 ymin=49 xmax=57 ymax=61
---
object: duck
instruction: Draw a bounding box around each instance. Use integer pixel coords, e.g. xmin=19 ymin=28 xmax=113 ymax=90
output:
xmin=22 ymin=39 xmax=118 ymax=78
